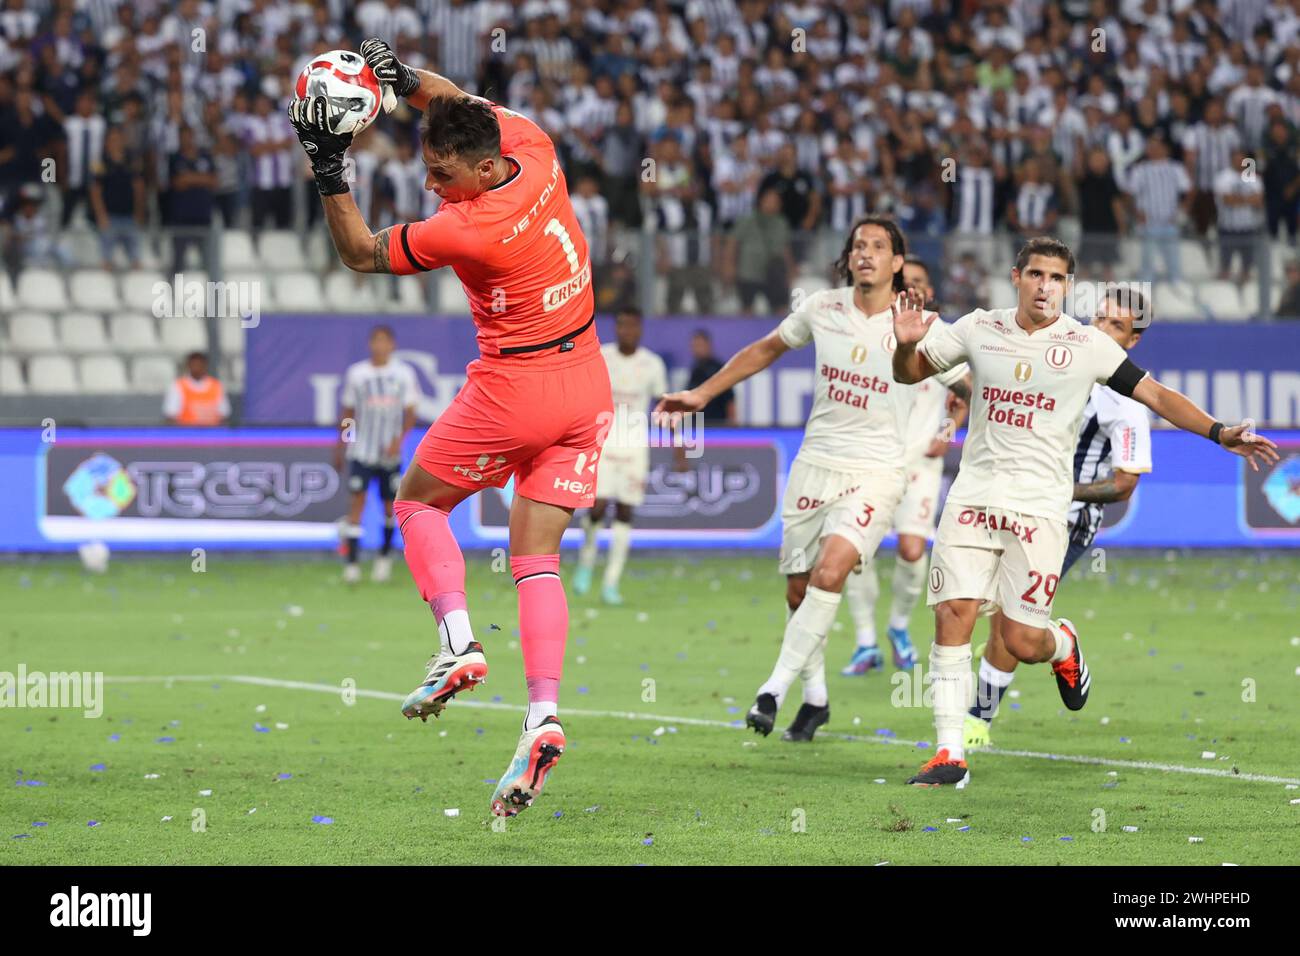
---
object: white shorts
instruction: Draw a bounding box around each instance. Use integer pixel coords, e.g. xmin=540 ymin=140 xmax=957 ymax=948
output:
xmin=778 ymin=460 xmax=906 ymax=575
xmin=926 ymin=504 xmax=1068 ymax=628
xmin=893 ymin=461 xmax=943 ymax=540
xmin=594 ymin=450 xmax=648 ymax=507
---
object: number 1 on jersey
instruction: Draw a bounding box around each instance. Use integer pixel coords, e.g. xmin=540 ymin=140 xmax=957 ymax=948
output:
xmin=544 ymin=218 xmax=580 ymax=274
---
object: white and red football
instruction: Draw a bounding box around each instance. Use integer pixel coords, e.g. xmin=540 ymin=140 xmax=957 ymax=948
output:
xmin=294 ymin=49 xmax=383 ymax=136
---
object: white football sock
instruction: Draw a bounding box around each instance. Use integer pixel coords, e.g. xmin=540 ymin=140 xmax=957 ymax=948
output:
xmin=577 ymin=512 xmax=599 ymax=571
xmin=800 ymin=634 xmax=829 ymax=707
xmin=603 ymin=520 xmax=632 ymax=588
xmin=888 ymin=553 xmax=927 ymax=632
xmin=1048 ymin=620 xmax=1073 ymax=663
xmin=438 ymin=608 xmax=475 ymax=657
xmin=760 ymin=586 xmax=841 ymax=707
xmin=843 ymin=565 xmax=879 ymax=647
xmin=929 ymin=642 xmax=973 ymax=762
xmin=524 ymin=701 xmax=557 ymax=731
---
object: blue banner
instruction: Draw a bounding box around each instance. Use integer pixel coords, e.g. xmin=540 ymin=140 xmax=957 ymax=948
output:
xmin=2 ymin=427 xmax=1297 ymax=552
xmin=242 ymin=316 xmax=1300 ymax=428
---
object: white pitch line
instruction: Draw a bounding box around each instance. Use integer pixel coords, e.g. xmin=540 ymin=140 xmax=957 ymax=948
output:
xmin=104 ymin=675 xmax=1300 ymax=786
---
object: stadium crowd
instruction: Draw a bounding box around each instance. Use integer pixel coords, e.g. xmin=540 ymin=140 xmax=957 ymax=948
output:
xmin=0 ymin=0 xmax=1298 ymax=317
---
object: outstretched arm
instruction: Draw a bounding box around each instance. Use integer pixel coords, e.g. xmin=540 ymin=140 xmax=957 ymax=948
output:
xmin=1130 ymin=376 xmax=1279 ymax=471
xmin=891 ymin=287 xmax=940 ymax=383
xmin=655 ymin=330 xmax=790 ymax=415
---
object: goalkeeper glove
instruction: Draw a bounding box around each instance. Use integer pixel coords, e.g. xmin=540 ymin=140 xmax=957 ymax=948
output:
xmin=360 ymin=37 xmax=419 ymax=113
xmin=287 ymin=95 xmax=353 ymax=196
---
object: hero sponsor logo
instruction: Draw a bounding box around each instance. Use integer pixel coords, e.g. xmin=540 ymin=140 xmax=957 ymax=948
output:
xmin=821 ymin=364 xmax=889 ymax=409
xmin=982 ymin=384 xmax=1056 ymax=431
xmin=957 ymin=508 xmax=1038 ymax=542
xmin=454 ymin=453 xmax=508 ymax=482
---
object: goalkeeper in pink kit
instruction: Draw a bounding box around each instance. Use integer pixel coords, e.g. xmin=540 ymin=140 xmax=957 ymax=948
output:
xmin=288 ymin=39 xmax=612 ymax=816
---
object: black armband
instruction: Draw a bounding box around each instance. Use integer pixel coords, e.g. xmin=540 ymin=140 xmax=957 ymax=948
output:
xmin=1207 ymin=421 xmax=1225 ymax=445
xmin=1105 ymin=358 xmax=1147 ymax=397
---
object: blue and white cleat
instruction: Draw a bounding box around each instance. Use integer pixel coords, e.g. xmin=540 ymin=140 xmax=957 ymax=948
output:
xmin=401 ymin=642 xmax=488 ymax=722
xmin=840 ymin=645 xmax=884 ymax=676
xmin=601 ymin=583 xmax=623 ymax=606
xmin=887 ymin=626 xmax=917 ymax=670
xmin=491 ymin=716 xmax=566 ymax=817
xmin=572 ymin=564 xmax=593 ymax=596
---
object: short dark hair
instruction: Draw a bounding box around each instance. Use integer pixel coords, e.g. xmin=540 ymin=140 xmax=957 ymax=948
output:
xmin=370 ymin=324 xmax=395 ymax=341
xmin=691 ymin=328 xmax=711 ymax=341
xmin=186 ymin=351 xmax=208 ymax=364
xmin=421 ymin=96 xmax=501 ymax=163
xmin=902 ymin=253 xmax=931 ymax=280
xmin=1104 ymin=283 xmax=1152 ymax=332
xmin=1015 ymin=236 xmax=1075 ymax=275
xmin=835 ymin=215 xmax=908 ymax=291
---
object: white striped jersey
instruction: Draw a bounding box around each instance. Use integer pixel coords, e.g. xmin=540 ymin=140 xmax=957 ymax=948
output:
xmin=1181 ymin=122 xmax=1240 ymax=190
xmin=1124 ymin=159 xmax=1190 ymax=226
xmin=341 ymin=359 xmax=419 ymax=466
xmin=1213 ymin=166 xmax=1265 ymax=233
xmin=1069 ymin=384 xmax=1152 ymax=543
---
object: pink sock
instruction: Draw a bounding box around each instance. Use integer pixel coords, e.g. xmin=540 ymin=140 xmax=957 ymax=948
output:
xmin=512 ymin=554 xmax=565 ymax=722
xmin=395 ymin=499 xmax=473 ymax=654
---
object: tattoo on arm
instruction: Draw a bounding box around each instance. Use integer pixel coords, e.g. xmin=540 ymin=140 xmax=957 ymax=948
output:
xmin=1073 ymin=477 xmax=1123 ymax=503
xmin=373 ymin=227 xmax=393 ymax=274
xmin=948 ymin=379 xmax=971 ymax=401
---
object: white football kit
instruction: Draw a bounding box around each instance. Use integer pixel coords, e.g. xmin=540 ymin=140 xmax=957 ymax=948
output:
xmin=776 ymin=287 xmax=966 ymax=574
xmin=594 ymin=343 xmax=669 ymax=507
xmin=917 ymin=307 xmax=1132 ymax=626
xmin=891 ymin=374 xmax=951 ymax=540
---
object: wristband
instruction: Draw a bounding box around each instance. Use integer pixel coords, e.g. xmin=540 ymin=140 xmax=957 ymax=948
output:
xmin=312 ymin=158 xmax=350 ymax=196
xmin=1207 ymin=421 xmax=1224 ymax=445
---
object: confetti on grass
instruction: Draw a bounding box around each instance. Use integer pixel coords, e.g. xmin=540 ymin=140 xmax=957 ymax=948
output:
xmin=312 ymin=816 xmax=333 ymax=825
xmin=90 ymin=764 xmax=105 ymax=772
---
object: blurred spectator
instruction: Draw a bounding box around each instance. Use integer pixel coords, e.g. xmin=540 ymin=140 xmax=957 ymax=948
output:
xmin=1 ymin=182 xmax=72 ymax=277
xmin=0 ymin=88 xmax=60 ymax=204
xmin=570 ymin=173 xmax=610 ymax=266
xmin=1181 ymin=97 xmax=1239 ymax=238
xmin=646 ymin=134 xmax=713 ymax=313
xmin=1007 ymin=156 xmax=1058 ymax=258
xmin=1213 ymin=149 xmax=1265 ymax=282
xmin=1126 ymin=135 xmax=1191 ymax=284
xmin=1075 ymin=147 xmax=1128 ymax=281
xmin=757 ymin=143 xmax=820 ymax=264
xmin=1261 ymin=118 xmax=1300 ymax=242
xmin=166 ymin=126 xmax=215 ymax=275
xmin=164 ymin=352 xmax=230 ymax=426
xmin=685 ymin=328 xmax=736 ymax=423
xmin=943 ymin=250 xmax=988 ymax=318
xmin=1276 ymin=261 xmax=1300 ymax=318
xmin=730 ymin=187 xmax=791 ymax=315
xmin=213 ymin=130 xmax=242 ymax=227
xmin=61 ymin=88 xmax=105 ymax=227
xmin=90 ymin=126 xmax=144 ymax=270
xmin=245 ymin=93 xmax=293 ymax=231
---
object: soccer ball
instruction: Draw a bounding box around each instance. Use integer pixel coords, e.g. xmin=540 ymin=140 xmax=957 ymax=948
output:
xmin=294 ymin=49 xmax=383 ymax=136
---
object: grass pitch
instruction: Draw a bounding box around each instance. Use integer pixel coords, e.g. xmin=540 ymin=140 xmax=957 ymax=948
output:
xmin=3 ymin=550 xmax=1298 ymax=865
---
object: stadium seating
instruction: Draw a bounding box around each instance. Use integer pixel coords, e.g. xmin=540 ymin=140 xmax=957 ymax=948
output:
xmin=9 ymin=312 xmax=60 ymax=352
xmin=109 ymin=314 xmax=162 ymax=352
xmin=27 ymin=355 xmax=79 ymax=393
xmin=16 ymin=269 xmax=70 ymax=312
xmin=273 ymin=272 xmax=327 ymax=310
xmin=58 ymin=313 xmax=111 ymax=354
xmin=70 ymin=270 xmax=123 ymax=313
xmin=157 ymin=315 xmax=209 ymax=356
xmin=130 ymin=355 xmax=178 ymax=393
xmin=79 ymin=354 xmax=130 ymax=392
xmin=0 ymin=354 xmax=26 ymax=394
